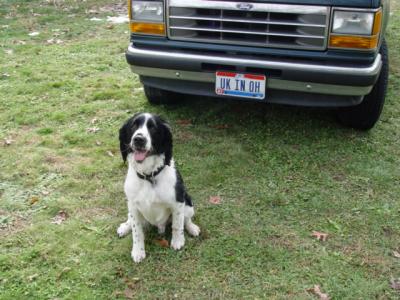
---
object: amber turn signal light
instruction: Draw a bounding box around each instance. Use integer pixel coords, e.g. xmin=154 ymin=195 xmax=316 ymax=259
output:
xmin=329 ymin=9 xmax=382 ymax=50
xmin=130 ymin=22 xmax=165 ymax=36
xmin=372 ymin=10 xmax=382 ymax=35
xmin=329 ymin=35 xmax=379 ymax=50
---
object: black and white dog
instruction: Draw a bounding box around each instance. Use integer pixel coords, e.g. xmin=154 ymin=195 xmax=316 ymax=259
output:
xmin=117 ymin=113 xmax=200 ymax=263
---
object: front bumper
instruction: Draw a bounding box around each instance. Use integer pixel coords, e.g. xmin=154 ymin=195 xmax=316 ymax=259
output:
xmin=126 ymin=44 xmax=382 ymax=107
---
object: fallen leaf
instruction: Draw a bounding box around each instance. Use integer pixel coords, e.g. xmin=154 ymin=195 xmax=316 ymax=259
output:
xmin=29 ymin=196 xmax=39 ymax=205
xmin=312 ymin=231 xmax=329 ymax=242
xmin=87 ymin=127 xmax=100 ymax=133
xmin=51 ymin=210 xmax=68 ymax=225
xmin=106 ymin=24 xmax=114 ymax=29
xmin=46 ymin=38 xmax=63 ymax=44
xmin=27 ymin=273 xmax=39 ymax=282
xmin=390 ymin=278 xmax=400 ymax=290
xmin=154 ymin=238 xmax=169 ymax=248
xmin=4 ymin=49 xmax=13 ymax=55
xmin=212 ymin=124 xmax=229 ymax=129
xmin=87 ymin=9 xmax=99 ymax=14
xmin=209 ymin=196 xmax=221 ymax=205
xmin=90 ymin=117 xmax=98 ymax=124
xmin=176 ymin=119 xmax=192 ymax=126
xmin=95 ymin=141 xmax=102 ymax=146
xmin=308 ymin=285 xmax=330 ymax=300
xmin=392 ymin=251 xmax=400 ymax=258
xmin=41 ymin=190 xmax=50 ymax=196
xmin=106 ymin=151 xmax=114 ymax=157
xmin=28 ymin=31 xmax=40 ymax=36
xmin=4 ymin=138 xmax=13 ymax=145
xmin=57 ymin=267 xmax=71 ymax=280
xmin=123 ymin=277 xmax=140 ymax=288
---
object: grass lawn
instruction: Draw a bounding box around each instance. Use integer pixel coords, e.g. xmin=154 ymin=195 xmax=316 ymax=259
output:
xmin=1 ymin=0 xmax=400 ymax=298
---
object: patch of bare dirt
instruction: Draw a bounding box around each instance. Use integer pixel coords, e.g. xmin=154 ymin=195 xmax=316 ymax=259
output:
xmin=0 ymin=209 xmax=31 ymax=237
xmin=262 ymin=232 xmax=305 ymax=251
xmin=341 ymin=240 xmax=391 ymax=276
xmin=44 ymin=154 xmax=71 ymax=172
xmin=88 ymin=2 xmax=127 ymax=15
xmin=75 ymin=207 xmax=117 ymax=221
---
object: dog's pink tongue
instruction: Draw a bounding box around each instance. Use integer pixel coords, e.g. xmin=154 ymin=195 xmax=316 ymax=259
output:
xmin=134 ymin=151 xmax=147 ymax=162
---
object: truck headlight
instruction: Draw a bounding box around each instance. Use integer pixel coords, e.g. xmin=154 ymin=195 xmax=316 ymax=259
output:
xmin=332 ymin=11 xmax=374 ymax=35
xmin=329 ymin=9 xmax=382 ymax=50
xmin=129 ymin=1 xmax=165 ymax=36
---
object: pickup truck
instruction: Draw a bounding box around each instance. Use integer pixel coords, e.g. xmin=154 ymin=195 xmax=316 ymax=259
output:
xmin=126 ymin=0 xmax=390 ymax=130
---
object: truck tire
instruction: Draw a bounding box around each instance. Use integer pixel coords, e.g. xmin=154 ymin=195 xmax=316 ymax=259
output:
xmin=337 ymin=40 xmax=389 ymax=130
xmin=143 ymin=85 xmax=184 ymax=105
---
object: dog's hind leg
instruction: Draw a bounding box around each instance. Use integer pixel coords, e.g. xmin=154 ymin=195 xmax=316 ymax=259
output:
xmin=184 ymin=217 xmax=200 ymax=237
xmin=117 ymin=214 xmax=132 ymax=238
xmin=184 ymin=206 xmax=200 ymax=237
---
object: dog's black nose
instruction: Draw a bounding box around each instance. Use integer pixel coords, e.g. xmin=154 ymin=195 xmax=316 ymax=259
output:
xmin=133 ymin=135 xmax=146 ymax=147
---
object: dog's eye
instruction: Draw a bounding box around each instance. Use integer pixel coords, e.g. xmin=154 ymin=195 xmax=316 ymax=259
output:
xmin=147 ymin=122 xmax=155 ymax=130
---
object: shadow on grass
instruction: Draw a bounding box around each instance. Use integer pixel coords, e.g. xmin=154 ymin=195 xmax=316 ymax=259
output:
xmin=161 ymin=95 xmax=349 ymax=129
xmin=146 ymin=94 xmax=371 ymax=152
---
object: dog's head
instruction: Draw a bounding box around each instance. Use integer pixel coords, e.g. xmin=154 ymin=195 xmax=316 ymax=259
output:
xmin=119 ymin=113 xmax=172 ymax=165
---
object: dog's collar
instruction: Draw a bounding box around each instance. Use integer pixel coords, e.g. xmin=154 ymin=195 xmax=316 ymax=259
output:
xmin=136 ymin=164 xmax=165 ymax=184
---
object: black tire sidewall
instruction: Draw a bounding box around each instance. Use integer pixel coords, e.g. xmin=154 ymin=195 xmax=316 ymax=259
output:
xmin=337 ymin=40 xmax=389 ymax=130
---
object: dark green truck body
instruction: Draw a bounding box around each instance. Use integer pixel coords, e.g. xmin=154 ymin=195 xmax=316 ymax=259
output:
xmin=126 ymin=0 xmax=390 ymax=129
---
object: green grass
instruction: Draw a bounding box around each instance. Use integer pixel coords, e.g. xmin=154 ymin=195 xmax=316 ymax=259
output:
xmin=1 ymin=0 xmax=400 ymax=299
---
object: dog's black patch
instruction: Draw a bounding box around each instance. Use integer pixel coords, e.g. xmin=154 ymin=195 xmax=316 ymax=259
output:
xmin=175 ymin=169 xmax=193 ymax=207
xmin=150 ymin=115 xmax=172 ymax=166
xmin=119 ymin=113 xmax=142 ymax=162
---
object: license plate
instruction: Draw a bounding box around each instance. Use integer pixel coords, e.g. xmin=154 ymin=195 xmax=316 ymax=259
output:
xmin=215 ymin=71 xmax=266 ymax=100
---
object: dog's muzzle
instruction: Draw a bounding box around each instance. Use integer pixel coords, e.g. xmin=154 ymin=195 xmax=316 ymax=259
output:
xmin=133 ymin=134 xmax=146 ymax=149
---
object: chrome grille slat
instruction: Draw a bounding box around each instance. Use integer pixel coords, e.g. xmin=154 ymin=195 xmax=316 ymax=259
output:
xmin=169 ymin=15 xmax=326 ymax=28
xmin=167 ymin=0 xmax=330 ymax=51
xmin=169 ymin=26 xmax=325 ymax=39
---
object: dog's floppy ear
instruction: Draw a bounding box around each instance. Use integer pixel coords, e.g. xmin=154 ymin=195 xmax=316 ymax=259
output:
xmin=119 ymin=113 xmax=140 ymax=162
xmin=162 ymin=121 xmax=173 ymax=166
xmin=156 ymin=116 xmax=173 ymax=166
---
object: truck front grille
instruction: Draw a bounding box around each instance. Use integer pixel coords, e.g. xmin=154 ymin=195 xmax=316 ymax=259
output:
xmin=167 ymin=0 xmax=330 ymax=51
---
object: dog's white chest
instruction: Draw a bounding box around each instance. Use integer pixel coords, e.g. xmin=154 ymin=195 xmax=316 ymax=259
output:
xmin=124 ymin=166 xmax=176 ymax=226
xmin=136 ymin=199 xmax=171 ymax=225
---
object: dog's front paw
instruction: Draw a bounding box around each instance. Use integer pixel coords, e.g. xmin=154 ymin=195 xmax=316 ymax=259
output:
xmin=186 ymin=223 xmax=200 ymax=237
xmin=131 ymin=249 xmax=146 ymax=263
xmin=117 ymin=222 xmax=132 ymax=238
xmin=171 ymin=235 xmax=185 ymax=251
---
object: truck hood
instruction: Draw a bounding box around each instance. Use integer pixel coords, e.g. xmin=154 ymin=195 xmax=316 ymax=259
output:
xmin=248 ymin=0 xmax=380 ymax=8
